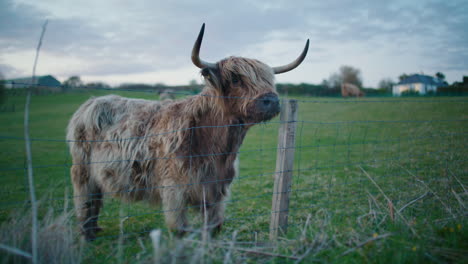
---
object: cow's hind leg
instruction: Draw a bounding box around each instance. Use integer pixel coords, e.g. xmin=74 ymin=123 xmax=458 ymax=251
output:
xmin=71 ymin=164 xmax=104 ymax=241
xmin=89 ymin=189 xmax=103 ymax=234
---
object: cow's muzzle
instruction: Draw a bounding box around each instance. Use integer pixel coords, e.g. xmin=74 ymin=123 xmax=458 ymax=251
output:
xmin=255 ymin=92 xmax=280 ymax=121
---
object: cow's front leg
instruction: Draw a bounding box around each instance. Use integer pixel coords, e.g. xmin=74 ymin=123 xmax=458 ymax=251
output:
xmin=205 ymin=200 xmax=225 ymax=235
xmin=161 ymin=184 xmax=188 ymax=236
xmin=200 ymin=186 xmax=227 ymax=235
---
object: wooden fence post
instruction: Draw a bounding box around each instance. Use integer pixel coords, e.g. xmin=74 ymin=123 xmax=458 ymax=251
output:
xmin=270 ymin=99 xmax=298 ymax=240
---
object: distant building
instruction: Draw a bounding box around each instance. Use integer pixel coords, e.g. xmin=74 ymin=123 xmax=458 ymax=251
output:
xmin=392 ymin=74 xmax=447 ymax=96
xmin=5 ymin=75 xmax=61 ymax=90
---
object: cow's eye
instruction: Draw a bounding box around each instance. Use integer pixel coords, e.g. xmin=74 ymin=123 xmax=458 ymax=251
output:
xmin=231 ymin=74 xmax=240 ymax=84
xmin=201 ymin=68 xmax=210 ymax=77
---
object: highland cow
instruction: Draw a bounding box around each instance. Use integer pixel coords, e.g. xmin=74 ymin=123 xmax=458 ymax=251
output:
xmin=341 ymin=83 xmax=365 ymax=97
xmin=67 ymin=24 xmax=309 ymax=241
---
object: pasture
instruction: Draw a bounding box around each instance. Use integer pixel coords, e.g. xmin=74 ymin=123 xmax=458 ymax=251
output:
xmin=0 ymin=90 xmax=467 ymax=263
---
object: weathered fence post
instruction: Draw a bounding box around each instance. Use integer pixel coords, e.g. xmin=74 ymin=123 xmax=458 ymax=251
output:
xmin=270 ymin=99 xmax=298 ymax=240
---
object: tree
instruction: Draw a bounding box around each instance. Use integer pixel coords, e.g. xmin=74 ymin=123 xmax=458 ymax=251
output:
xmin=320 ymin=79 xmax=329 ymax=88
xmin=85 ymin=82 xmax=110 ymax=89
xmin=63 ymin=76 xmax=83 ymax=90
xmin=189 ymin=79 xmax=198 ymax=86
xmin=0 ymin=72 xmax=5 ymax=105
xmin=398 ymin=73 xmax=409 ymax=82
xmin=378 ymin=78 xmax=395 ymax=93
xmin=435 ymin=72 xmax=445 ymax=80
xmin=327 ymin=72 xmax=342 ymax=89
xmin=339 ymin=65 xmax=362 ymax=87
xmin=327 ymin=65 xmax=363 ymax=89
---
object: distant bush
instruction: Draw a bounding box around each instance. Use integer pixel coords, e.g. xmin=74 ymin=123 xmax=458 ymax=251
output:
xmin=276 ymin=83 xmax=394 ymax=97
xmin=118 ymin=83 xmax=156 ymax=92
xmin=437 ymin=78 xmax=468 ymax=96
xmin=426 ymin=90 xmax=435 ymax=96
xmin=401 ymin=90 xmax=420 ymax=96
xmin=276 ymin=83 xmax=340 ymax=97
xmin=362 ymin=87 xmax=392 ymax=97
xmin=0 ymin=79 xmax=5 ymax=105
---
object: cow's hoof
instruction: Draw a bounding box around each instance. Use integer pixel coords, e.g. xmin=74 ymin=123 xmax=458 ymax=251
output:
xmin=175 ymin=229 xmax=187 ymax=238
xmin=211 ymin=223 xmax=223 ymax=236
xmin=82 ymin=228 xmax=97 ymax=242
xmin=95 ymin=226 xmax=103 ymax=233
xmin=84 ymin=232 xmax=97 ymax=242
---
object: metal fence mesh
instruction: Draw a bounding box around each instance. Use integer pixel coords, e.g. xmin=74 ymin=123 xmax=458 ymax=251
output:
xmin=0 ymin=86 xmax=466 ymax=243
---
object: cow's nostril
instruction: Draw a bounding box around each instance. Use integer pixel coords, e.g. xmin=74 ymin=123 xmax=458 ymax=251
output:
xmin=256 ymin=93 xmax=279 ymax=115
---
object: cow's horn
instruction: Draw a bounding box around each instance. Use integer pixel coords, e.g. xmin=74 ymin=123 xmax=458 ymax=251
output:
xmin=191 ymin=23 xmax=217 ymax=69
xmin=272 ymin=39 xmax=309 ymax=74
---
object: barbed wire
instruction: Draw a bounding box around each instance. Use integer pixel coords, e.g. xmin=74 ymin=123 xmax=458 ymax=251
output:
xmin=0 ymin=128 xmax=465 ymax=173
xmin=1 ymin=146 xmax=465 ymax=208
xmin=0 ymin=118 xmax=466 ymax=143
xmin=1 ymin=82 xmax=466 ymax=244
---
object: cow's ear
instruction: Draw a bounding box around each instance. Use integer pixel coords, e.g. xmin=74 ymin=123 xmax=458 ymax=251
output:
xmin=201 ymin=68 xmax=222 ymax=91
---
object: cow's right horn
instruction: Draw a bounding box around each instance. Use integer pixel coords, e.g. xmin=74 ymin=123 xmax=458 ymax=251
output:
xmin=191 ymin=23 xmax=217 ymax=69
xmin=272 ymin=39 xmax=309 ymax=74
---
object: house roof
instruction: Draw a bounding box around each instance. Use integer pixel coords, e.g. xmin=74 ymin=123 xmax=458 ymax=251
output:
xmin=6 ymin=75 xmax=61 ymax=87
xmin=398 ymin=74 xmax=447 ymax=87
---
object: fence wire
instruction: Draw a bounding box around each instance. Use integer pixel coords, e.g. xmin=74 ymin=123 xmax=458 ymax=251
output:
xmin=0 ymin=84 xmax=467 ymax=243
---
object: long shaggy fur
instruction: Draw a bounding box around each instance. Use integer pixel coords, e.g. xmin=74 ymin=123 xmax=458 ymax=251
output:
xmin=67 ymin=57 xmax=279 ymax=240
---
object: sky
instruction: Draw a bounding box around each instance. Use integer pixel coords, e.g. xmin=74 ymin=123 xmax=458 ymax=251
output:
xmin=0 ymin=0 xmax=467 ymax=87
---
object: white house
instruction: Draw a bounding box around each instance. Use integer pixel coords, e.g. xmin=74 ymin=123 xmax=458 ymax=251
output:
xmin=392 ymin=74 xmax=447 ymax=96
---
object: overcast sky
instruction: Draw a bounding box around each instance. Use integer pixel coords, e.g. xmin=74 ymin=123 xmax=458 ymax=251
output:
xmin=0 ymin=0 xmax=467 ymax=87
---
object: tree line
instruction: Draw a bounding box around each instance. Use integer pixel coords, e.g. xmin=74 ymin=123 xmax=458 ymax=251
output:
xmin=45 ymin=71 xmax=468 ymax=97
xmin=1 ymin=67 xmax=467 ymax=102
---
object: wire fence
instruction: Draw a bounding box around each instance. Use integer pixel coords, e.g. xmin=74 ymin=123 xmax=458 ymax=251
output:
xmin=0 ymin=84 xmax=467 ymax=244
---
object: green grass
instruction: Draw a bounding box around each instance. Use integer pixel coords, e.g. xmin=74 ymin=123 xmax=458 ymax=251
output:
xmin=0 ymin=91 xmax=467 ymax=263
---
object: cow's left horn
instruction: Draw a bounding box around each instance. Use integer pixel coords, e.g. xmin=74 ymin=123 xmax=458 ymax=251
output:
xmin=191 ymin=23 xmax=217 ymax=69
xmin=272 ymin=39 xmax=309 ymax=74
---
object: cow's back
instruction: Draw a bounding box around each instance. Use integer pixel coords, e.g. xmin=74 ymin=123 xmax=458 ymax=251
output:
xmin=67 ymin=95 xmax=167 ymax=201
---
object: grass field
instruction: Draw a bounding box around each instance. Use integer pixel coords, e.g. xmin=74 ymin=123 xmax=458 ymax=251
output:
xmin=0 ymin=90 xmax=467 ymax=263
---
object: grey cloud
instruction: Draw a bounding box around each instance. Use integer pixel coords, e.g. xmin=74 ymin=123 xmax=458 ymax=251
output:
xmin=0 ymin=0 xmax=467 ymax=80
xmin=0 ymin=64 xmax=24 ymax=78
xmin=0 ymin=0 xmax=46 ymax=49
xmin=79 ymin=61 xmax=157 ymax=76
xmin=0 ymin=0 xmax=109 ymax=54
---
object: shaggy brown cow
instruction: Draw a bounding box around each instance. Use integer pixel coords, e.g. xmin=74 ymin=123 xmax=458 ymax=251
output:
xmin=67 ymin=24 xmax=309 ymax=241
xmin=341 ymin=83 xmax=365 ymax=97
